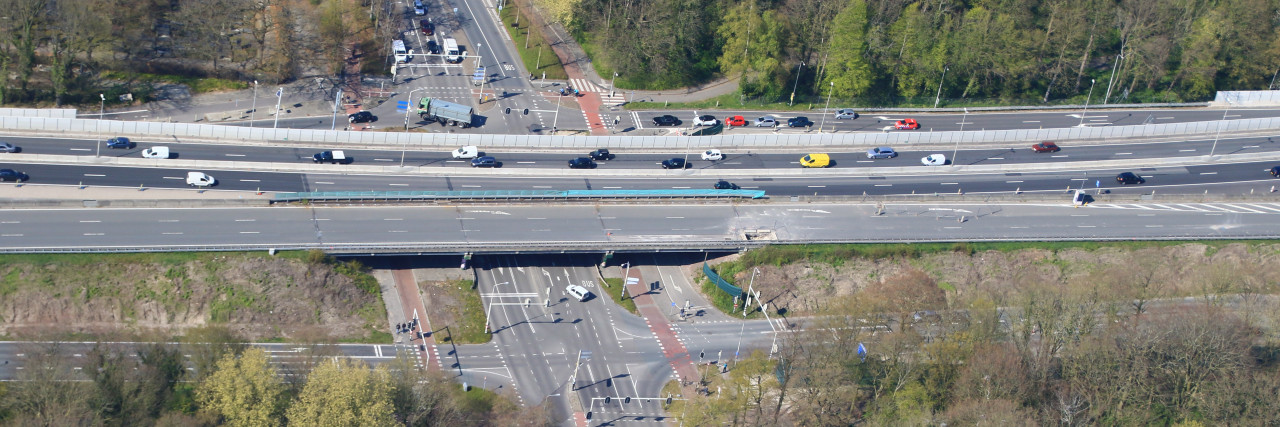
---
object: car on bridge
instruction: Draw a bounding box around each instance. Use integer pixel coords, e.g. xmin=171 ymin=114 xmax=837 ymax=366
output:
xmin=725 ymin=116 xmax=747 ymax=127
xmin=894 ymin=118 xmax=920 ymax=130
xmin=1116 ymin=172 xmax=1145 ymax=185
xmin=142 ymin=146 xmax=171 ymax=159
xmin=1032 ymin=141 xmax=1061 ymax=153
xmin=568 ymin=157 xmax=596 ymax=169
xmin=693 ymin=115 xmax=718 ymax=126
xmin=661 ymin=158 xmax=689 ymax=169
xmin=470 ymin=156 xmax=497 ymax=167
xmin=0 ymin=142 xmax=20 ymax=153
xmin=835 ymin=109 xmax=859 ymax=120
xmin=1270 ymin=166 xmax=1280 ymax=177
xmin=787 ymin=116 xmax=814 ymax=128
xmin=754 ymin=116 xmax=778 ymax=127
xmin=106 ymin=137 xmax=134 ymax=149
xmin=921 ymin=154 xmax=947 ymax=166
xmin=348 ymin=111 xmax=377 ymax=123
xmin=0 ymin=168 xmax=28 ymax=182
xmin=713 ymin=180 xmax=739 ymax=190
xmin=652 ymin=115 xmax=681 ymax=126
xmin=867 ymin=147 xmax=898 ymax=159
xmin=800 ymin=153 xmax=830 ymax=168
xmin=589 ymin=148 xmax=614 ymax=161
xmin=185 ymin=172 xmax=216 ymax=187
xmin=452 ymin=146 xmax=478 ymax=159
xmin=700 ymin=149 xmax=723 ymax=161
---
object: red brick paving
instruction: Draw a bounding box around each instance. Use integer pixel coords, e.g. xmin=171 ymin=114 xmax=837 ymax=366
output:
xmin=391 ymin=267 xmax=440 ymax=371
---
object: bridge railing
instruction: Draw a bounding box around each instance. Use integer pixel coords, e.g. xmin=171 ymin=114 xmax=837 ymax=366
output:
xmin=273 ymin=189 xmax=767 ymax=202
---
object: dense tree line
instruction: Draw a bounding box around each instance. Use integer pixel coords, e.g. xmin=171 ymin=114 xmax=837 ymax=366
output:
xmin=0 ymin=0 xmax=398 ymax=106
xmin=0 ymin=326 xmax=552 ymax=426
xmin=674 ymin=269 xmax=1280 ymax=425
xmin=570 ymin=0 xmax=1280 ymax=103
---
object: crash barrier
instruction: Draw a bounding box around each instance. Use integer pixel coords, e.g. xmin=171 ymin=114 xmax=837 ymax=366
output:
xmin=702 ymin=262 xmax=743 ymax=297
xmin=0 ymin=108 xmax=76 ymax=118
xmin=273 ymin=189 xmax=767 ymax=202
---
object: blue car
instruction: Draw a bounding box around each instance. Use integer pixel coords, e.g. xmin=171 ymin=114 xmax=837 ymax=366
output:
xmin=106 ymin=137 xmax=134 ymax=149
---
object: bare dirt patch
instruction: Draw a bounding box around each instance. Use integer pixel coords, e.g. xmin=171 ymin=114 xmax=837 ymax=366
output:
xmin=0 ymin=252 xmax=386 ymax=341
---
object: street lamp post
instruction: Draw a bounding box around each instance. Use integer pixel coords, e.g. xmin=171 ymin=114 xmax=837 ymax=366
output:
xmin=1210 ymin=96 xmax=1233 ymax=157
xmin=610 ymin=72 xmax=619 ymax=98
xmin=331 ymin=88 xmax=342 ymax=130
xmin=952 ymin=108 xmax=968 ymax=164
xmin=551 ymin=92 xmax=562 ymax=134
xmin=273 ymin=87 xmax=283 ymax=129
xmin=403 ymin=87 xmax=427 ymax=166
xmin=788 ymin=62 xmax=804 ymax=106
xmin=249 ymin=81 xmax=258 ymax=128
xmin=933 ymin=66 xmax=948 ymax=108
xmin=99 ymin=94 xmax=105 ymax=120
xmin=1077 ymin=79 xmax=1096 ymax=127
xmin=817 ymin=81 xmax=834 ymax=133
xmin=1271 ymin=68 xmax=1280 ymax=90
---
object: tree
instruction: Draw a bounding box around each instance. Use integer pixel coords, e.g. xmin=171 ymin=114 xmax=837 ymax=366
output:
xmin=183 ymin=325 xmax=247 ymax=380
xmin=196 ymin=348 xmax=285 ymax=427
xmin=1 ymin=343 xmax=94 ymax=425
xmin=285 ymin=358 xmax=396 ymax=427
xmin=823 ymin=0 xmax=874 ymax=98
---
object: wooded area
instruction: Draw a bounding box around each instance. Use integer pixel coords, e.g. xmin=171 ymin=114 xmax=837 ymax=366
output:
xmin=0 ymin=326 xmax=554 ymax=426
xmin=569 ymin=0 xmax=1280 ymax=104
xmin=0 ymin=0 xmax=396 ymax=107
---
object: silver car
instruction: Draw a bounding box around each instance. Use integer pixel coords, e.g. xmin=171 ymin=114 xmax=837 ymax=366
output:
xmin=835 ymin=109 xmax=859 ymax=120
xmin=754 ymin=116 xmax=778 ymax=127
xmin=0 ymin=142 xmax=19 ymax=153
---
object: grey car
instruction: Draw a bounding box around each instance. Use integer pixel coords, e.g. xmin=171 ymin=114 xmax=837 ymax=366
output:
xmin=866 ymin=147 xmax=897 ymax=159
xmin=754 ymin=116 xmax=778 ymax=127
xmin=835 ymin=109 xmax=859 ymax=120
xmin=0 ymin=142 xmax=19 ymax=153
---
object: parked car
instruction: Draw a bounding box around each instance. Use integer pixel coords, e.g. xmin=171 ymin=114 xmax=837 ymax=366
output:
xmin=921 ymin=154 xmax=947 ymax=166
xmin=693 ymin=115 xmax=718 ymax=126
xmin=0 ymin=168 xmax=28 ymax=182
xmin=566 ymin=284 xmax=592 ymax=302
xmin=1032 ymin=141 xmax=1061 ymax=153
xmin=0 ymin=142 xmax=20 ymax=153
xmin=142 ymin=146 xmax=171 ymax=159
xmin=713 ymin=180 xmax=739 ymax=190
xmin=835 ymin=109 xmax=859 ymax=120
xmin=800 ymin=153 xmax=831 ymax=168
xmin=894 ymin=118 xmax=920 ymax=130
xmin=1271 ymin=166 xmax=1280 ymax=177
xmin=1116 ymin=172 xmax=1145 ymax=185
xmin=106 ymin=137 xmax=134 ymax=149
xmin=568 ymin=157 xmax=596 ymax=169
xmin=589 ymin=148 xmax=614 ymax=161
xmin=420 ymin=20 xmax=434 ymax=35
xmin=754 ymin=116 xmax=778 ymax=127
xmin=787 ymin=116 xmax=814 ymax=128
xmin=414 ymin=5 xmax=425 ymax=15
xmin=700 ymin=149 xmax=723 ymax=161
xmin=348 ymin=111 xmax=376 ymax=123
xmin=425 ymin=40 xmax=440 ymax=54
xmin=185 ymin=171 xmax=216 ymax=187
xmin=725 ymin=116 xmax=748 ymax=127
xmin=471 ymin=156 xmax=497 ymax=167
xmin=652 ymin=115 xmax=681 ymax=126
xmin=661 ymin=158 xmax=688 ymax=169
xmin=867 ymin=147 xmax=898 ymax=159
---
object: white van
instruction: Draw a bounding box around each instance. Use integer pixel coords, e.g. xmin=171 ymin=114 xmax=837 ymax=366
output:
xmin=443 ymin=38 xmax=462 ymax=63
xmin=392 ymin=40 xmax=409 ymax=63
xmin=185 ymin=172 xmax=216 ymax=187
xmin=566 ymin=285 xmax=591 ymax=302
xmin=141 ymin=146 xmax=170 ymax=159
xmin=451 ymin=146 xmax=478 ymax=159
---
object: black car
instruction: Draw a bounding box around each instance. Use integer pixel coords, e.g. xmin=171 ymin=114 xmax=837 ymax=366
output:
xmin=713 ymin=180 xmax=738 ymax=190
xmin=471 ymin=156 xmax=497 ymax=167
xmin=1270 ymin=166 xmax=1280 ymax=177
xmin=348 ymin=111 xmax=376 ymax=123
xmin=661 ymin=157 xmax=688 ymax=169
xmin=426 ymin=40 xmax=440 ymax=55
xmin=0 ymin=168 xmax=28 ymax=182
xmin=787 ymin=116 xmax=814 ymax=128
xmin=568 ymin=157 xmax=596 ymax=169
xmin=589 ymin=149 xmax=614 ymax=161
xmin=652 ymin=115 xmax=681 ymax=126
xmin=105 ymin=137 xmax=134 ymax=149
xmin=1116 ymin=172 xmax=1145 ymax=185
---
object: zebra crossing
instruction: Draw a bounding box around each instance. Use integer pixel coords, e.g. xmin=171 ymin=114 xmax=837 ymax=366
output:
xmin=570 ymin=78 xmax=626 ymax=105
xmin=1091 ymin=202 xmax=1280 ymax=214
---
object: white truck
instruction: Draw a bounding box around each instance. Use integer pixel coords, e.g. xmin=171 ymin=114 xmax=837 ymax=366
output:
xmin=185 ymin=172 xmax=216 ymax=187
xmin=392 ymin=40 xmax=409 ymax=63
xmin=451 ymin=146 xmax=478 ymax=159
xmin=443 ymin=38 xmax=462 ymax=63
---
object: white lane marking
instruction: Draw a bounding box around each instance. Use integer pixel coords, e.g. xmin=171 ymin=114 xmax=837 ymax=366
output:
xmin=225 ymin=154 xmax=246 ymax=157
xmin=602 ymin=186 xmax=622 ymax=189
xmin=162 ymin=232 xmax=183 ymax=235
xmin=527 ymin=217 xmax=546 ymax=220
xmin=857 ymin=160 xmax=874 ymax=163
xmin=69 ymin=148 xmax=91 ymax=151
xmin=1200 ymin=172 xmax=1217 ymax=175
xmin=517 ymin=161 xmax=536 ymax=164
xmin=384 ymin=218 xmax=403 ymax=221
xmin=1010 ymin=226 xmax=1029 ymax=229
xmin=989 ymin=157 xmax=1004 ymax=160
xmin=874 ymin=184 xmax=892 ymax=186
xmin=388 ymin=230 xmax=408 ymax=233
xmin=532 ymin=186 xmax=552 ymax=189
xmin=83 ymin=233 xmax=104 ymax=236
xmin=235 ymin=219 xmax=255 ymax=222
xmin=79 ymin=220 xmax=101 ymax=223
xmin=2 ymin=234 xmax=24 ymax=237
xmin=666 ymin=217 xmax=685 ymax=219
xmin=374 ymin=158 xmax=394 ymax=161
xmin=672 ymin=186 xmax=691 ymax=189
xmin=461 ymin=185 xmax=482 ymax=188
xmin=941 ymin=182 xmax=959 ymax=185
xmin=0 ymin=221 xmax=18 ymax=224
xmin=1077 ymin=225 xmax=1097 ymax=228
xmin=1145 ymin=225 xmax=1164 ymax=228
xmin=315 ymin=181 xmax=334 ymax=184
xmin=159 ymin=219 xmax=179 ymax=222
xmin=1247 ymin=204 xmax=1280 ymax=213
xmin=84 ymin=174 xmax=106 ymax=177
xmin=1221 ymin=203 xmax=1267 ymax=213
xmin=1156 ymin=116 xmax=1174 ymax=119
xmin=1178 ymin=149 xmax=1196 ymax=152
xmin=162 ymin=176 xmax=183 ymax=180
xmin=239 ymin=179 xmax=261 ymax=182
xmin=1050 ymin=155 xmax=1068 ymax=158
xmin=239 ymin=231 xmax=260 ymax=234
xmin=388 ymin=183 xmax=409 ymax=186
xmin=1022 ymin=120 xmax=1040 ymax=123
xmin=1243 ymin=145 xmax=1260 ymax=148
xmin=807 ymin=185 xmax=826 ymax=188
xmin=1116 ymin=152 xmax=1133 ymax=155
xmin=1006 ymin=180 xmax=1024 ymax=183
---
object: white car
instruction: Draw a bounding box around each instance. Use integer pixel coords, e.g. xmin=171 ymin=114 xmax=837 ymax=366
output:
xmin=185 ymin=171 xmax=216 ymax=187
xmin=835 ymin=109 xmax=859 ymax=120
xmin=921 ymin=154 xmax=947 ymax=166
xmin=566 ymin=284 xmax=591 ymax=302
xmin=141 ymin=146 xmax=170 ymax=159
xmin=754 ymin=116 xmax=778 ymax=127
xmin=693 ymin=115 xmax=718 ymax=126
xmin=700 ymin=149 xmax=724 ymax=161
xmin=452 ymin=146 xmax=478 ymax=159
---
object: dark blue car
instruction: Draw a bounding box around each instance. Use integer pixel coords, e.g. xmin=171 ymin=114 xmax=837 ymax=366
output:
xmin=106 ymin=137 xmax=134 ymax=149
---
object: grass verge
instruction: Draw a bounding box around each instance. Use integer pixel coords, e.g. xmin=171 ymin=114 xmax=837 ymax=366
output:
xmin=441 ymin=279 xmax=491 ymax=344
xmin=599 ymin=278 xmax=638 ymax=316
xmin=498 ymin=2 xmax=567 ymax=80
xmin=100 ymin=71 xmax=248 ymax=94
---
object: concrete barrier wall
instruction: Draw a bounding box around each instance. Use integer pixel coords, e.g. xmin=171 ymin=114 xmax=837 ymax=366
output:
xmin=1215 ymin=90 xmax=1280 ymax=107
xmin=0 ymin=108 xmax=77 ymax=119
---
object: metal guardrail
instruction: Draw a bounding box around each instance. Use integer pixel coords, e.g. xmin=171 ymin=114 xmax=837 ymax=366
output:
xmin=273 ymin=189 xmax=767 ymax=202
xmin=703 ymin=262 xmax=743 ymax=297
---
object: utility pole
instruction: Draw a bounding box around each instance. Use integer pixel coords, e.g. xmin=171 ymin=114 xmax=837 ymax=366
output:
xmin=933 ymin=66 xmax=948 ymax=108
xmin=788 ymin=62 xmax=804 ymax=106
xmin=249 ymin=81 xmax=258 ymax=128
xmin=1077 ymin=79 xmax=1096 ymax=127
xmin=273 ymin=87 xmax=283 ymax=129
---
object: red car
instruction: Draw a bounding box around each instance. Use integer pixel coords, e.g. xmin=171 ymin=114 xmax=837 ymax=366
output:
xmin=894 ymin=118 xmax=920 ymax=130
xmin=725 ymin=115 xmax=747 ymax=127
xmin=420 ymin=20 xmax=434 ymax=35
xmin=1031 ymin=141 xmax=1060 ymax=153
